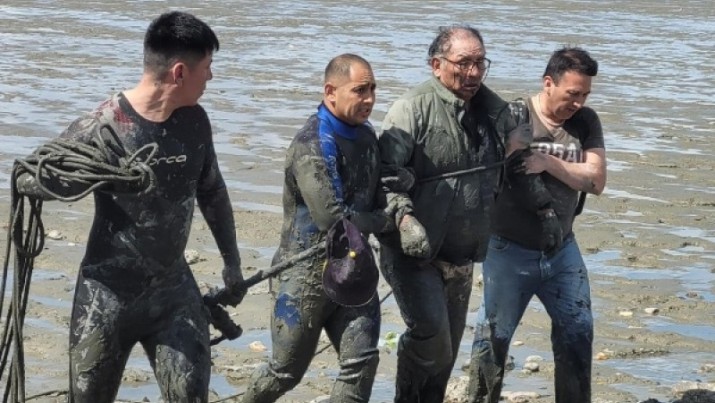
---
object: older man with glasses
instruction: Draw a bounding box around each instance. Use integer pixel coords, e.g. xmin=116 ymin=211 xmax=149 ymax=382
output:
xmin=375 ymin=24 xmax=526 ymax=402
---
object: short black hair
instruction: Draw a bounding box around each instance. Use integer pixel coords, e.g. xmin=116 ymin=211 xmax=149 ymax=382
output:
xmin=427 ymin=24 xmax=484 ymax=63
xmin=143 ymin=11 xmax=219 ymax=78
xmin=324 ymin=53 xmax=372 ymax=84
xmin=543 ymin=47 xmax=598 ymax=84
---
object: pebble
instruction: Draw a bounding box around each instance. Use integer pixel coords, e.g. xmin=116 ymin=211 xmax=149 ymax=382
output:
xmin=121 ymin=367 xmax=152 ymax=383
xmin=503 ymin=391 xmax=541 ymax=402
xmin=444 ymin=375 xmax=469 ymax=402
xmin=595 ymin=351 xmax=610 ymax=360
xmin=512 ymin=340 xmax=524 ymax=346
xmin=619 ymin=309 xmax=634 ymax=317
xmin=700 ymin=364 xmax=715 ymax=373
xmin=525 ymin=355 xmax=543 ymax=363
xmin=644 ymin=307 xmax=660 ymax=315
xmin=248 ymin=341 xmax=267 ymax=352
xmin=184 ymin=249 xmax=201 ymax=265
xmin=46 ymin=229 xmax=64 ymax=240
xmin=523 ymin=362 xmax=540 ymax=372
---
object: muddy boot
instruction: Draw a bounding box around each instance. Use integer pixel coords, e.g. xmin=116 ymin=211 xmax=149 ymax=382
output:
xmin=399 ymin=214 xmax=431 ymax=259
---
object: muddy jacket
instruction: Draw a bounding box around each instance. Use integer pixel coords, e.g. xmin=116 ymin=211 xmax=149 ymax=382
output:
xmin=378 ymin=78 xmax=507 ymax=264
xmin=273 ymin=103 xmax=387 ymax=266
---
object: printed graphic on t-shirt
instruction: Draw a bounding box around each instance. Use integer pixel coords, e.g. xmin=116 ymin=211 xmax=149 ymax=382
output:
xmin=532 ymin=141 xmax=583 ymax=163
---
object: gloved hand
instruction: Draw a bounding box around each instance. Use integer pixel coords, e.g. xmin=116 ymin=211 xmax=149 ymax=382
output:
xmin=398 ymin=214 xmax=431 ymax=259
xmin=221 ymin=265 xmax=247 ymax=307
xmin=538 ymin=208 xmax=563 ymax=257
xmin=380 ymin=166 xmax=416 ymax=193
xmin=350 ymin=209 xmax=397 ymax=234
xmin=505 ymin=147 xmax=531 ymax=176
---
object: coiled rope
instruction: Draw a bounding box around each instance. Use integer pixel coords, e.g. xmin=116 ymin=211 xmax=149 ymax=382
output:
xmin=0 ymin=122 xmax=156 ymax=403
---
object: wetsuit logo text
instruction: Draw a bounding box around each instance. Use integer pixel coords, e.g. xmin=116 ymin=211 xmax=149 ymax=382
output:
xmin=147 ymin=155 xmax=188 ymax=166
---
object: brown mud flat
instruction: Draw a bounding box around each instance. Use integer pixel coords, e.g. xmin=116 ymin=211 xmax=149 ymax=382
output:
xmin=1 ymin=2 xmax=714 ymax=402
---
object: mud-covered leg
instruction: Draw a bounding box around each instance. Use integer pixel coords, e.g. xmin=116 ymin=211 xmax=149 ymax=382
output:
xmin=468 ymin=237 xmax=540 ymax=403
xmin=421 ymin=263 xmax=473 ymax=402
xmin=324 ymin=294 xmax=381 ymax=402
xmin=69 ymin=278 xmax=131 ymax=403
xmin=536 ymin=237 xmax=592 ymax=403
xmin=379 ymin=244 xmax=454 ymax=402
xmin=242 ymin=261 xmax=327 ymax=403
xmin=143 ymin=282 xmax=211 ymax=403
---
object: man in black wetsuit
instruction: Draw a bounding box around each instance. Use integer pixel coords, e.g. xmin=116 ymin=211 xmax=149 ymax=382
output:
xmin=15 ymin=11 xmax=245 ymax=403
xmin=241 ymin=54 xmax=393 ymax=403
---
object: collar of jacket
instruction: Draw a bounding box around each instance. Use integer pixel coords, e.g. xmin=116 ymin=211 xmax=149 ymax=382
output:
xmin=429 ymin=75 xmax=468 ymax=110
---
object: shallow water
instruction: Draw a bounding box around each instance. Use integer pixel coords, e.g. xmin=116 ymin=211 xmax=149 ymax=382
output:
xmin=2 ymin=0 xmax=714 ymax=401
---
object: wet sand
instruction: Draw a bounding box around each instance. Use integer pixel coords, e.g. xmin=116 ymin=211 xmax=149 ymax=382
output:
xmin=1 ymin=1 xmax=715 ymax=402
xmin=4 ymin=131 xmax=714 ymax=403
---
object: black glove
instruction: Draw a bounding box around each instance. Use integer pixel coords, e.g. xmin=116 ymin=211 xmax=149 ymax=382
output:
xmin=350 ymin=209 xmax=397 ymax=234
xmin=505 ymin=148 xmax=531 ymax=176
xmin=538 ymin=208 xmax=563 ymax=257
xmin=380 ymin=166 xmax=416 ymax=193
xmin=221 ymin=265 xmax=247 ymax=307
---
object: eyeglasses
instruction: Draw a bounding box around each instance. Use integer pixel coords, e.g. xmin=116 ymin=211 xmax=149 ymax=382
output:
xmin=441 ymin=57 xmax=491 ymax=74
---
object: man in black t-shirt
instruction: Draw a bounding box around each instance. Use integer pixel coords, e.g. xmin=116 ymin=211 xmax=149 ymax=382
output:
xmin=468 ymin=47 xmax=606 ymax=403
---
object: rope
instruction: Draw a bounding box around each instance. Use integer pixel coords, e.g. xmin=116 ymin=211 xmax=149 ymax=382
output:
xmin=3 ymin=121 xmax=390 ymax=402
xmin=0 ymin=167 xmax=45 ymax=403
xmin=13 ymin=126 xmax=157 ymax=202
xmin=0 ymin=123 xmax=157 ymax=403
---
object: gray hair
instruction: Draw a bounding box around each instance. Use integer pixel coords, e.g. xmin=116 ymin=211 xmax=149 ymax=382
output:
xmin=427 ymin=24 xmax=484 ymax=64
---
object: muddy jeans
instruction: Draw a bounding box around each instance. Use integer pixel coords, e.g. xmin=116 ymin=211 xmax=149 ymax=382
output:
xmin=241 ymin=256 xmax=380 ymax=403
xmin=468 ymin=234 xmax=593 ymax=403
xmin=379 ymin=244 xmax=474 ymax=403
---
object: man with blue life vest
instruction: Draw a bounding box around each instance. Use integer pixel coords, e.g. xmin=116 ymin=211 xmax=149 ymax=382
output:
xmin=241 ymin=53 xmax=394 ymax=403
